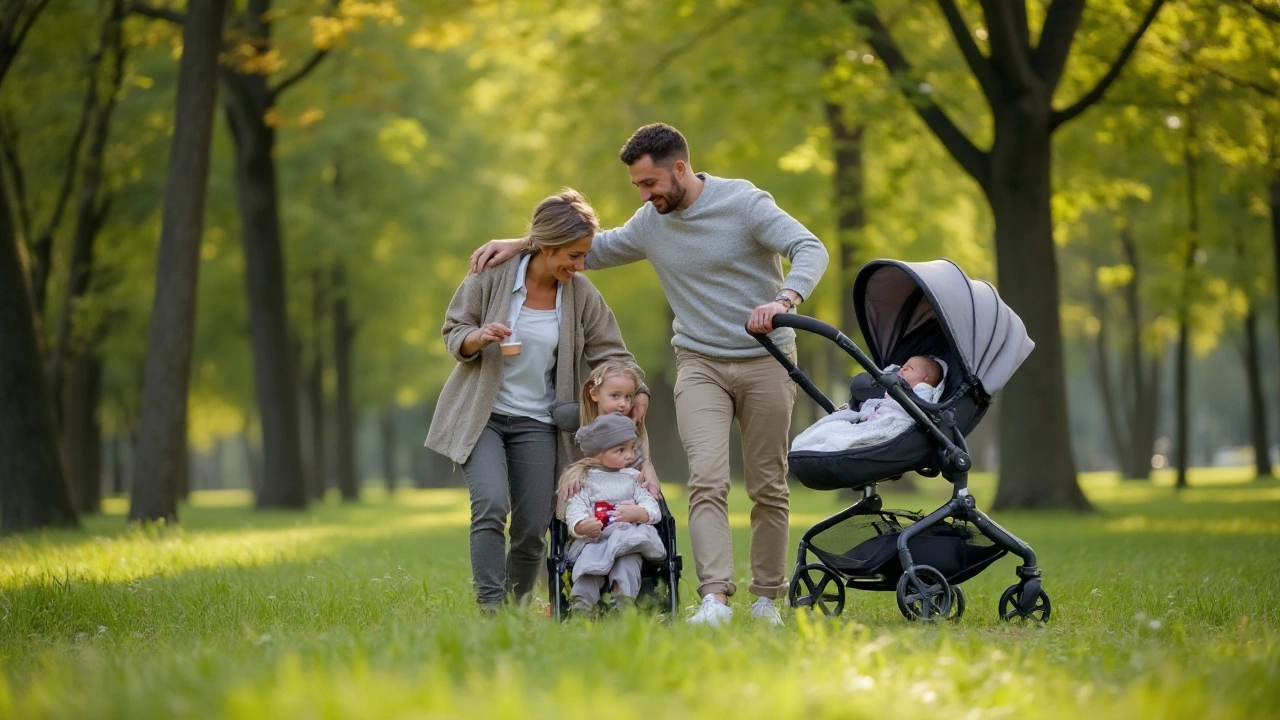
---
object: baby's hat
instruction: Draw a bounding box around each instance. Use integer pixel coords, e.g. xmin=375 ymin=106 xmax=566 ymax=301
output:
xmin=929 ymin=356 xmax=949 ymax=385
xmin=574 ymin=412 xmax=637 ymax=456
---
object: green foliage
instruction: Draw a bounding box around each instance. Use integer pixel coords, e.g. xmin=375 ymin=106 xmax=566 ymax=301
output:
xmin=4 ymin=0 xmax=1276 ymax=466
xmin=1 ymin=473 xmax=1278 ymax=717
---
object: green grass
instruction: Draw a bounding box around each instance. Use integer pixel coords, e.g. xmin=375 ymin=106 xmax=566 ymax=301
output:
xmin=2 ymin=469 xmax=1278 ymax=719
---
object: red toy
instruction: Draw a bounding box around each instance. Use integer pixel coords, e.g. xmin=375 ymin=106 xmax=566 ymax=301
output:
xmin=593 ymin=501 xmax=615 ymax=527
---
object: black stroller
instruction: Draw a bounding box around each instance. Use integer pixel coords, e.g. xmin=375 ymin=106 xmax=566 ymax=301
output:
xmin=750 ymin=259 xmax=1050 ymax=622
xmin=546 ymin=496 xmax=683 ymax=620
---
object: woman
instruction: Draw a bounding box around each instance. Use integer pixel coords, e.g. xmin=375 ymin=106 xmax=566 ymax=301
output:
xmin=425 ymin=189 xmax=647 ymax=612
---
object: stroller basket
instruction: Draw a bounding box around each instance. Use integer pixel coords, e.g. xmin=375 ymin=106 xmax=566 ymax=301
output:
xmin=809 ymin=509 xmax=1006 ymax=590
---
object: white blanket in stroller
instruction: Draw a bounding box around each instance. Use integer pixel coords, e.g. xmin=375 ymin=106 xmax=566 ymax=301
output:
xmin=568 ymin=522 xmax=667 ymax=582
xmin=791 ymin=369 xmax=944 ymax=453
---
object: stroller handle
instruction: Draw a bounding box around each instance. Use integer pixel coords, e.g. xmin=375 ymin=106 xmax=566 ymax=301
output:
xmin=747 ymin=314 xmax=882 ymax=379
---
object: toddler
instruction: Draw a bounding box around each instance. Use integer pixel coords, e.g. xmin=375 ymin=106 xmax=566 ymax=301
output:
xmin=559 ymin=413 xmax=666 ymax=614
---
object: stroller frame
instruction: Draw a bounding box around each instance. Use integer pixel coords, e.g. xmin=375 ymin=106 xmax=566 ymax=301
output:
xmin=546 ymin=495 xmax=683 ymax=621
xmin=751 ymin=313 xmax=1049 ymax=622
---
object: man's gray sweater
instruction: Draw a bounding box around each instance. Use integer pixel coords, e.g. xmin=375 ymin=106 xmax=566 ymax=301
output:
xmin=587 ymin=173 xmax=829 ymax=359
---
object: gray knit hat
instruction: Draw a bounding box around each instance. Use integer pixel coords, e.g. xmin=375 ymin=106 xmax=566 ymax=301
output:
xmin=574 ymin=412 xmax=638 ymax=456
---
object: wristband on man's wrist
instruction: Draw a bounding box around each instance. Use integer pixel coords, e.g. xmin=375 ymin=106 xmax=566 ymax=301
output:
xmin=774 ymin=293 xmax=795 ymax=310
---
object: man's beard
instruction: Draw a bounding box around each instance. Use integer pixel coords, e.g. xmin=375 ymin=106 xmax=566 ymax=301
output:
xmin=653 ymin=173 xmax=686 ymax=215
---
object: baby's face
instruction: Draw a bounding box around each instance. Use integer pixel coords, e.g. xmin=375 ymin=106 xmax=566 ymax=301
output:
xmin=590 ymin=375 xmax=637 ymax=417
xmin=598 ymin=440 xmax=637 ymax=470
xmin=897 ymin=357 xmax=936 ymax=387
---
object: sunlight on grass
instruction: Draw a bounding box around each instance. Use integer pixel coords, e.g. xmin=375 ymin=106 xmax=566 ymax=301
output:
xmin=1 ymin=467 xmax=1277 ymax=718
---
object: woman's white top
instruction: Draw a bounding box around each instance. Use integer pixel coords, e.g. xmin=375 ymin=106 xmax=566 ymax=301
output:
xmin=492 ymin=254 xmax=563 ymax=424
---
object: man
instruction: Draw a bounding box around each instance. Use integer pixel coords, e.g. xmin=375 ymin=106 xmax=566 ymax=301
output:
xmin=472 ymin=123 xmax=828 ymax=625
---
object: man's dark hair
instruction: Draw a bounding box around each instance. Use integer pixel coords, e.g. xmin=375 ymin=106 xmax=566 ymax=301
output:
xmin=619 ymin=123 xmax=689 ymax=167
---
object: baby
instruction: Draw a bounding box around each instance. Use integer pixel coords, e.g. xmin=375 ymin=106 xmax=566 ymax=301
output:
xmin=558 ymin=413 xmax=667 ymax=614
xmin=791 ymin=355 xmax=947 ymax=453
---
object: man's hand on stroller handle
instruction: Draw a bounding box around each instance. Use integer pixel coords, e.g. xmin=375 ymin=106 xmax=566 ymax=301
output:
xmin=748 ymin=290 xmax=799 ymax=334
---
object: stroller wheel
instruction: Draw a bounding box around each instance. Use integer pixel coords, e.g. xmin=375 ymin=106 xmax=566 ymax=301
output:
xmin=788 ymin=563 xmax=845 ymax=617
xmin=998 ymin=583 xmax=1051 ymax=623
xmin=946 ymin=586 xmax=966 ymax=621
xmin=896 ymin=565 xmax=952 ymax=622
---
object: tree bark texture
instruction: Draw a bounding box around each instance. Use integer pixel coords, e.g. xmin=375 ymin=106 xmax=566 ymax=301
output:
xmin=0 ymin=171 xmax=78 ymax=533
xmin=1241 ymin=305 xmax=1273 ymax=479
xmin=129 ymin=0 xmax=226 ymax=523
xmin=332 ymin=263 xmax=359 ymax=501
xmin=988 ymin=126 xmax=1090 ymax=510
xmin=64 ymin=351 xmax=104 ymax=514
xmin=223 ymin=72 xmax=307 ymax=509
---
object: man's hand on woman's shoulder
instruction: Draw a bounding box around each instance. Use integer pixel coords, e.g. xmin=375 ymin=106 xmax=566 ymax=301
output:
xmin=470 ymin=238 xmax=524 ymax=274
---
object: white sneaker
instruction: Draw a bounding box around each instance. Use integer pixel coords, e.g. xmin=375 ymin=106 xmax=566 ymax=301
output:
xmin=750 ymin=596 xmax=783 ymax=626
xmin=688 ymin=594 xmax=733 ymax=627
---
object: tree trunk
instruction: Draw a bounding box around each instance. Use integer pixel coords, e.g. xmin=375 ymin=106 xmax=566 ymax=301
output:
xmin=129 ymin=0 xmax=226 ymax=523
xmin=332 ymin=263 xmax=359 ymax=501
xmin=305 ymin=267 xmax=327 ymax=499
xmin=1241 ymin=305 xmax=1273 ymax=479
xmin=989 ymin=119 xmax=1091 ymax=511
xmin=64 ymin=351 xmax=103 ymax=514
xmin=175 ymin=443 xmax=191 ymax=500
xmin=1270 ymin=176 xmax=1280 ymax=382
xmin=380 ymin=405 xmax=397 ymax=493
xmin=223 ymin=72 xmax=307 ymax=509
xmin=1119 ymin=228 xmax=1157 ymax=480
xmin=243 ymin=432 xmax=264 ymax=496
xmin=0 ymin=170 xmax=78 ymax=532
xmin=110 ymin=433 xmax=125 ymax=495
xmin=0 ymin=0 xmax=79 ymax=533
xmin=1089 ymin=280 xmax=1131 ymax=474
xmin=849 ymin=0 xmax=1168 ymax=510
xmin=1174 ymin=125 xmax=1199 ymax=491
xmin=49 ymin=0 xmax=125 ymax=404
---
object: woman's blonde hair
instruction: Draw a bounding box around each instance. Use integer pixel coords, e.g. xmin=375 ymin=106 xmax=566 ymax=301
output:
xmin=521 ymin=188 xmax=600 ymax=252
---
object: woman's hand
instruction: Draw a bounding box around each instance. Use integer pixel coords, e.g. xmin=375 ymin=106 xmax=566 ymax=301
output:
xmin=639 ymin=460 xmax=661 ymax=499
xmin=611 ymin=501 xmax=650 ymax=524
xmin=575 ymin=518 xmax=603 ymax=540
xmin=460 ymin=323 xmax=512 ymax=357
xmin=470 ymin=239 xmax=524 ymax=274
xmin=630 ymin=392 xmax=649 ymax=425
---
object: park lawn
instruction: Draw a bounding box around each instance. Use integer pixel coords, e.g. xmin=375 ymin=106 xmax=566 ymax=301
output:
xmin=1 ymin=469 xmax=1278 ymax=719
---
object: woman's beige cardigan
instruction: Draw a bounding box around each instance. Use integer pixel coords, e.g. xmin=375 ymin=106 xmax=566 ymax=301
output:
xmin=424 ymin=256 xmax=642 ymax=478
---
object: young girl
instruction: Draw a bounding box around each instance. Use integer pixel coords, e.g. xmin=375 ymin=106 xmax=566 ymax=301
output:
xmin=559 ymin=413 xmax=666 ymax=614
xmin=567 ymin=359 xmax=661 ymax=500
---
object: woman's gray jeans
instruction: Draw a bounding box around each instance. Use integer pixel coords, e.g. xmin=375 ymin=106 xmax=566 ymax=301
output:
xmin=461 ymin=412 xmax=557 ymax=608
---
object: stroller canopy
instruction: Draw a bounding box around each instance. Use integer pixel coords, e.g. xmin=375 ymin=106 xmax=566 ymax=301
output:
xmin=852 ymin=259 xmax=1033 ymax=394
